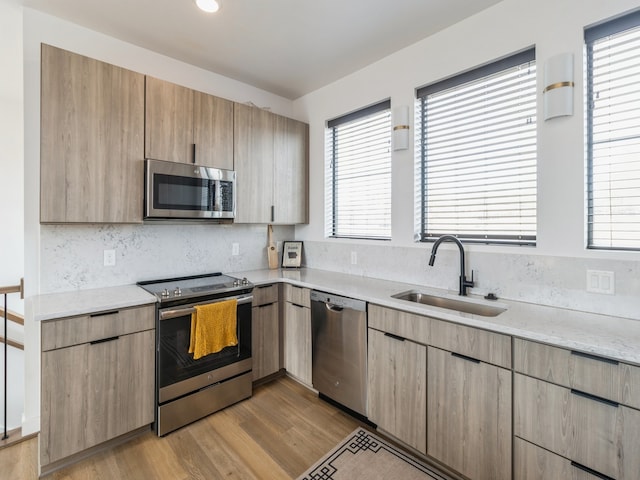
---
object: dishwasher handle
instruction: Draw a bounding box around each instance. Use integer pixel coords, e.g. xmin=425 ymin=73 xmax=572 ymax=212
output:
xmin=325 ymin=303 xmax=344 ymax=312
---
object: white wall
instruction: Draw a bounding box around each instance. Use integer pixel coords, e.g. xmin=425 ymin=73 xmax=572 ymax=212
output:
xmin=293 ymin=0 xmax=640 ymax=317
xmin=0 ymin=0 xmax=25 ymax=432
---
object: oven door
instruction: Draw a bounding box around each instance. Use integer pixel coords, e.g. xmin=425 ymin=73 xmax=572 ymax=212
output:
xmin=157 ymin=294 xmax=252 ymax=404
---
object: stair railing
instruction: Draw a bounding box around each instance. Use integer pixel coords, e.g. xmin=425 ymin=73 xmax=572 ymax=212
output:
xmin=1 ymin=279 xmax=23 ymax=441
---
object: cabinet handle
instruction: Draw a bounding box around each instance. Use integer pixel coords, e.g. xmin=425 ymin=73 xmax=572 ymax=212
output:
xmin=256 ymin=285 xmax=272 ymax=289
xmin=570 ymin=389 xmax=619 ymax=408
xmin=571 ymin=350 xmax=619 ymax=366
xmin=90 ymin=336 xmax=120 ymax=345
xmin=192 ymin=143 xmax=196 ymax=164
xmin=258 ymin=302 xmax=275 ymax=308
xmin=570 ymin=461 xmax=615 ymax=480
xmin=451 ymin=352 xmax=481 ymax=364
xmin=291 ymin=303 xmax=306 ymax=309
xmin=384 ymin=333 xmax=405 ymax=342
xmin=89 ymin=310 xmax=119 ymax=318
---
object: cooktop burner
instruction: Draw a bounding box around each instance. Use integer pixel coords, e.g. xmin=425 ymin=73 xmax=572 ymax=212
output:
xmin=137 ymin=272 xmax=252 ymax=303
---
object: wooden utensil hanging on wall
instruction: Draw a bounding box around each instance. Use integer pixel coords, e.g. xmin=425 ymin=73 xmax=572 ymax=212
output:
xmin=267 ymin=224 xmax=278 ymax=269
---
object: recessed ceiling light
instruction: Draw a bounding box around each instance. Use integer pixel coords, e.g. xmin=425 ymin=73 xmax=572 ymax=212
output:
xmin=195 ymin=0 xmax=219 ymax=13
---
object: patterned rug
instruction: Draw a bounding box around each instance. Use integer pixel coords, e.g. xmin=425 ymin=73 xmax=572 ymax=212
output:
xmin=297 ymin=428 xmax=448 ymax=480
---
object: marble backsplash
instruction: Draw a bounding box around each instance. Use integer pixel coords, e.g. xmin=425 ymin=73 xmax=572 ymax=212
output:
xmin=40 ymin=223 xmax=294 ymax=293
xmin=301 ymin=240 xmax=640 ymax=320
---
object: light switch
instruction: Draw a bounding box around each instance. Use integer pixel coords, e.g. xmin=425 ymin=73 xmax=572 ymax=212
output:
xmin=586 ymin=270 xmax=614 ymax=294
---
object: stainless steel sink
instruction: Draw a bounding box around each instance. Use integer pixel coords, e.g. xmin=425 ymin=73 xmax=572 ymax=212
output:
xmin=391 ymin=290 xmax=506 ymax=317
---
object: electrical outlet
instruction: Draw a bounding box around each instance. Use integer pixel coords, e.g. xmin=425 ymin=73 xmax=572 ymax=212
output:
xmin=351 ymin=251 xmax=357 ymax=265
xmin=586 ymin=270 xmax=615 ymax=294
xmin=103 ymin=249 xmax=116 ymax=267
xmin=232 ymin=243 xmax=240 ymax=256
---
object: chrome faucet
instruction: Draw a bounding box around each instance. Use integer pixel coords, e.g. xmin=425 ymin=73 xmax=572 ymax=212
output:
xmin=428 ymin=235 xmax=474 ymax=296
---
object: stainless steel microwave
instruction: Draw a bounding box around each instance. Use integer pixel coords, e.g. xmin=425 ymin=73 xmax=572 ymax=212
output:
xmin=144 ymin=159 xmax=236 ymax=220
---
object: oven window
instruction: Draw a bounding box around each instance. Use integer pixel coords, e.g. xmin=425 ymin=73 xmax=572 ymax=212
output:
xmin=154 ymin=174 xmax=213 ymax=211
xmin=157 ymin=302 xmax=251 ymax=388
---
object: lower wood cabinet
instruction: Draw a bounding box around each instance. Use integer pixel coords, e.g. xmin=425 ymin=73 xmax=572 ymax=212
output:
xmin=367 ymin=327 xmax=427 ymax=454
xmin=514 ymin=372 xmax=640 ymax=480
xmin=427 ymin=346 xmax=512 ymax=480
xmin=515 ymin=437 xmax=608 ymax=480
xmin=40 ymin=306 xmax=155 ymax=470
xmin=252 ymin=284 xmax=280 ymax=381
xmin=284 ymin=302 xmax=311 ymax=385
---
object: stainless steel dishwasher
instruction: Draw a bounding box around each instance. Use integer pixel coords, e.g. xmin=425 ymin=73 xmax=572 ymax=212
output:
xmin=311 ymin=290 xmax=367 ymax=417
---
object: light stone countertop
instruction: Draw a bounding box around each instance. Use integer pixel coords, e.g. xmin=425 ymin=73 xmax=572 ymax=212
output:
xmin=31 ymin=285 xmax=157 ymax=321
xmin=238 ymin=267 xmax=640 ymax=366
xmin=31 ymin=267 xmax=640 ymax=366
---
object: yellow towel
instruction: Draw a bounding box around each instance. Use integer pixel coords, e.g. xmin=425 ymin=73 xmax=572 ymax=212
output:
xmin=189 ymin=299 xmax=238 ymax=360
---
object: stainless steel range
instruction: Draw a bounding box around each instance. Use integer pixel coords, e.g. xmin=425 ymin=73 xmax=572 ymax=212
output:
xmin=138 ymin=272 xmax=253 ymax=436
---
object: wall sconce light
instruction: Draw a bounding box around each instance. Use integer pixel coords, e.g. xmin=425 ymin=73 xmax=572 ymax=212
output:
xmin=543 ymin=53 xmax=574 ymax=121
xmin=392 ymin=105 xmax=410 ymax=151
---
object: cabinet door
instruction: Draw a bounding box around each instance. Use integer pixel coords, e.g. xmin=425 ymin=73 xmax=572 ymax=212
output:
xmin=41 ymin=44 xmax=144 ymax=223
xmin=515 ymin=437 xmax=608 ymax=480
xmin=273 ymin=116 xmax=308 ymax=224
xmin=41 ymin=329 xmax=155 ymax=466
xmin=514 ymin=373 xmax=640 ymax=480
xmin=427 ymin=346 xmax=512 ymax=480
xmin=252 ymin=302 xmax=280 ymax=381
xmin=145 ymin=76 xmax=194 ymax=163
xmin=284 ymin=302 xmax=311 ymax=385
xmin=233 ymin=103 xmax=275 ymax=223
xmin=193 ymin=91 xmax=234 ymax=170
xmin=368 ymin=328 xmax=427 ymax=454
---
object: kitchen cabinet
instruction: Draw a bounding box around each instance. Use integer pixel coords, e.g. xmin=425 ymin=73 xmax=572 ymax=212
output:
xmin=145 ymin=76 xmax=233 ymax=169
xmin=427 ymin=346 xmax=512 ymax=480
xmin=514 ymin=338 xmax=640 ymax=480
xmin=283 ymin=284 xmax=311 ymax=385
xmin=367 ymin=303 xmax=511 ymax=479
xmin=40 ymin=44 xmax=145 ymax=223
xmin=252 ymin=283 xmax=280 ymax=381
xmin=40 ymin=305 xmax=155 ymax=472
xmin=234 ymin=103 xmax=308 ymax=224
xmin=367 ymin=327 xmax=427 ymax=454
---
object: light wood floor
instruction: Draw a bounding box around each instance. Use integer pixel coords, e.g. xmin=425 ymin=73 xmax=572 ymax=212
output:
xmin=0 ymin=376 xmax=363 ymax=480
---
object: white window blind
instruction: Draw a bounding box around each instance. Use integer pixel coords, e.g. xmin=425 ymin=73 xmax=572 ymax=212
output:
xmin=416 ymin=48 xmax=537 ymax=245
xmin=326 ymin=100 xmax=392 ymax=240
xmin=586 ymin=11 xmax=640 ymax=250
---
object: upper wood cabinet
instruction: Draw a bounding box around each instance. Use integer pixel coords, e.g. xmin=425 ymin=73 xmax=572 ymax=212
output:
xmin=40 ymin=44 xmax=145 ymax=223
xmin=145 ymin=76 xmax=234 ymax=170
xmin=234 ymin=103 xmax=308 ymax=224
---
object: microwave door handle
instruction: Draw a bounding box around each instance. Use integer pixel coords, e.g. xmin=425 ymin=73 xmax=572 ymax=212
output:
xmin=213 ymin=179 xmax=221 ymax=212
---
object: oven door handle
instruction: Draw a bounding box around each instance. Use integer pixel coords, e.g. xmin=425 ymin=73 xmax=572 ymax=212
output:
xmin=159 ymin=294 xmax=253 ymax=321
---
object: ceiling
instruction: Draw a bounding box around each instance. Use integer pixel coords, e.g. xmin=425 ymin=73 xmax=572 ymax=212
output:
xmin=21 ymin=0 xmax=502 ymax=99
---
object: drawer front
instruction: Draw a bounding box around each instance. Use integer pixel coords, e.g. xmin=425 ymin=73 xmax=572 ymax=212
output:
xmin=429 ymin=318 xmax=511 ymax=368
xmin=514 ymin=373 xmax=640 ymax=479
xmin=41 ymin=305 xmax=155 ymax=351
xmin=283 ymin=284 xmax=310 ymax=308
xmin=514 ymin=437 xmax=612 ymax=480
xmin=368 ymin=304 xmax=430 ymax=345
xmin=252 ymin=283 xmax=279 ymax=306
xmin=514 ymin=338 xmax=640 ymax=408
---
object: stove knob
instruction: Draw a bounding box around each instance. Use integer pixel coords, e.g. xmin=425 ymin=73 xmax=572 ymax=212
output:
xmin=174 ymin=287 xmax=182 ymax=296
xmin=161 ymin=288 xmax=170 ymax=298
xmin=233 ymin=279 xmax=240 ymax=287
xmin=242 ymin=277 xmax=249 ymax=285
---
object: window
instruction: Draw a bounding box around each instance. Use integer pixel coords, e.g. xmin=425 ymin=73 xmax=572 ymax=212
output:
xmin=326 ymin=100 xmax=392 ymax=240
xmin=416 ymin=49 xmax=537 ymax=245
xmin=586 ymin=10 xmax=640 ymax=250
